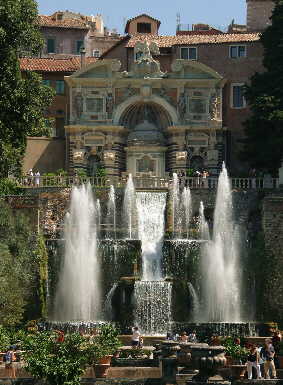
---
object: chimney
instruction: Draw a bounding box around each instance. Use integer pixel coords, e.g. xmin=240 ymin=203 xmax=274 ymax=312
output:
xmin=81 ymin=48 xmax=86 ymax=68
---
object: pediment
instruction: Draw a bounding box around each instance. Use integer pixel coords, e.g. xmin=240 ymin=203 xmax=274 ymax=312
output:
xmin=171 ymin=60 xmax=222 ymax=80
xmin=71 ymin=59 xmax=121 ymax=79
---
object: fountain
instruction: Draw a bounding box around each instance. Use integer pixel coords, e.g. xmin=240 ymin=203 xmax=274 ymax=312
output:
xmin=46 ymin=164 xmax=266 ymax=337
xmin=53 ymin=184 xmax=101 ymax=321
xmin=200 ymin=165 xmax=242 ymax=322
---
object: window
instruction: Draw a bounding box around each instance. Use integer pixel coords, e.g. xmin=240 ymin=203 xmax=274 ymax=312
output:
xmin=137 ymin=23 xmax=151 ymax=33
xmin=42 ymin=79 xmax=51 ymax=87
xmin=44 ymin=110 xmax=51 ymax=115
xmin=56 ymin=80 xmax=65 ymax=94
xmin=93 ymin=50 xmax=100 ymax=57
xmin=230 ymin=45 xmax=246 ymax=58
xmin=231 ymin=84 xmax=245 ymax=108
xmin=57 ymin=14 xmax=63 ymax=21
xmin=181 ymin=47 xmax=197 ymax=60
xmin=77 ymin=41 xmax=84 ymax=55
xmin=47 ymin=39 xmax=55 ymax=54
xmin=134 ymin=52 xmax=142 ymax=60
xmin=56 ymin=110 xmax=65 ymax=115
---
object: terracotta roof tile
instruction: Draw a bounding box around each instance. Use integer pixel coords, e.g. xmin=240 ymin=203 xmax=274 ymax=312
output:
xmin=38 ymin=15 xmax=89 ymax=29
xmin=126 ymin=33 xmax=261 ymax=47
xmin=20 ymin=57 xmax=98 ymax=72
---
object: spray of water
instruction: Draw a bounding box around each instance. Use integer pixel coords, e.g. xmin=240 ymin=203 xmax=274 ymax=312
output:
xmin=201 ymin=165 xmax=242 ymax=322
xmin=123 ymin=174 xmax=135 ymax=239
xmin=54 ymin=184 xmax=101 ymax=321
xmin=106 ymin=185 xmax=116 ymax=239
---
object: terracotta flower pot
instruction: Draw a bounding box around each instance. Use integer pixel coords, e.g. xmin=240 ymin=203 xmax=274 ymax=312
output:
xmin=224 ymin=355 xmax=234 ymax=367
xmin=93 ymin=363 xmax=110 ymax=378
xmin=98 ymin=354 xmax=113 ymax=365
xmin=230 ymin=364 xmax=247 ymax=379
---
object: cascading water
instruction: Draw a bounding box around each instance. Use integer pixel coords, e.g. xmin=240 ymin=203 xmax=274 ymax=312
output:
xmin=188 ymin=283 xmax=201 ymax=322
xmin=106 ymin=185 xmax=116 ymax=239
xmin=53 ymin=185 xmax=101 ymax=321
xmin=135 ymin=192 xmax=167 ymax=280
xmin=201 ymin=165 xmax=242 ymax=322
xmin=134 ymin=281 xmax=172 ymax=335
xmin=171 ymin=173 xmax=180 ymax=238
xmin=123 ymin=174 xmax=135 ymax=239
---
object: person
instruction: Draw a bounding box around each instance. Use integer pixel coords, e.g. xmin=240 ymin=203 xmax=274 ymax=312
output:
xmin=89 ymin=330 xmax=94 ymax=344
xmin=54 ymin=329 xmax=64 ymax=342
xmin=188 ymin=330 xmax=196 ymax=342
xmin=131 ymin=326 xmax=140 ymax=349
xmin=211 ymin=334 xmax=221 ymax=346
xmin=35 ymin=170 xmax=40 ymax=187
xmin=272 ymin=331 xmax=281 ymax=354
xmin=28 ymin=169 xmax=33 ymax=186
xmin=165 ymin=333 xmax=171 ymax=340
xmin=4 ymin=345 xmax=16 ymax=378
xmin=261 ymin=339 xmax=277 ymax=379
xmin=247 ymin=344 xmax=262 ymax=379
xmin=181 ymin=331 xmax=188 ymax=343
xmin=257 ymin=344 xmax=265 ymax=379
xmin=170 ymin=330 xmax=180 ymax=342
xmin=137 ymin=336 xmax=143 ymax=349
xmin=202 ymin=170 xmax=208 ymax=187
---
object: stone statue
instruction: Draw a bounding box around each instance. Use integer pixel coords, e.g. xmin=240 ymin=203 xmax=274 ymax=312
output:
xmin=72 ymin=149 xmax=85 ymax=162
xmin=157 ymin=85 xmax=175 ymax=107
xmin=209 ymin=96 xmax=219 ymax=120
xmin=176 ymin=151 xmax=187 ymax=163
xmin=106 ymin=94 xmax=114 ymax=119
xmin=104 ymin=151 xmax=115 ymax=162
xmin=74 ymin=92 xmax=83 ymax=118
xmin=117 ymin=86 xmax=135 ymax=105
xmin=177 ymin=93 xmax=186 ymax=120
xmin=134 ymin=39 xmax=160 ymax=60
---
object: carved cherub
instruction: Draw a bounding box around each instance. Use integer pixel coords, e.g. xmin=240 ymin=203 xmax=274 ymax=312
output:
xmin=134 ymin=39 xmax=160 ymax=60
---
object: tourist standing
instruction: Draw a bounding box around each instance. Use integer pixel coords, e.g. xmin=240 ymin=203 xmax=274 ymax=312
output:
xmin=188 ymin=330 xmax=196 ymax=342
xmin=131 ymin=326 xmax=140 ymax=349
xmin=89 ymin=330 xmax=94 ymax=345
xmin=247 ymin=344 xmax=262 ymax=379
xmin=170 ymin=330 xmax=180 ymax=342
xmin=28 ymin=169 xmax=33 ymax=186
xmin=261 ymin=339 xmax=277 ymax=379
xmin=35 ymin=170 xmax=40 ymax=187
xmin=4 ymin=345 xmax=16 ymax=378
xmin=181 ymin=332 xmax=188 ymax=343
xmin=137 ymin=336 xmax=143 ymax=348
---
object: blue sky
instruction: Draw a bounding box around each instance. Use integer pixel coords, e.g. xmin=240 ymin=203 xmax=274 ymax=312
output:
xmin=36 ymin=0 xmax=247 ymax=36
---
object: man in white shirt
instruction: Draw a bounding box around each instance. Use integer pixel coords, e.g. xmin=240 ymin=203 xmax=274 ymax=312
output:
xmin=132 ymin=326 xmax=140 ymax=349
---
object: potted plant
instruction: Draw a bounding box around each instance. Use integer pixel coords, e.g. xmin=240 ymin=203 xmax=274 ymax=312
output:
xmin=98 ymin=324 xmax=122 ymax=364
xmin=86 ymin=342 xmax=110 ymax=378
xmin=229 ymin=345 xmax=248 ymax=379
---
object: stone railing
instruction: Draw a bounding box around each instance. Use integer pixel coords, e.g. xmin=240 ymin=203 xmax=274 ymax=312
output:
xmin=18 ymin=176 xmax=280 ymax=189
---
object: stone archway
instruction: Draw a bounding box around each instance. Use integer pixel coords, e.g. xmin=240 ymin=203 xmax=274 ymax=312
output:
xmin=190 ymin=156 xmax=204 ymax=172
xmin=113 ymin=94 xmax=178 ymax=128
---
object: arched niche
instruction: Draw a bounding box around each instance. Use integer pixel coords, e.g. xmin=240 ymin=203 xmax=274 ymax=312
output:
xmin=113 ymin=94 xmax=178 ymax=129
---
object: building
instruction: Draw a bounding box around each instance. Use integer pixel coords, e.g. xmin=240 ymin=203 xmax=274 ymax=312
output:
xmin=23 ymin=0 xmax=274 ymax=175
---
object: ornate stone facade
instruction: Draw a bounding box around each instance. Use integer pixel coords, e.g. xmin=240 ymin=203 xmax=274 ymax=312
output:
xmin=65 ymin=42 xmax=227 ymax=176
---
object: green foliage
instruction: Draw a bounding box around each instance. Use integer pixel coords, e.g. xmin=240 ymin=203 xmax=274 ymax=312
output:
xmin=98 ymin=324 xmax=122 ymax=355
xmin=77 ymin=168 xmax=87 ymax=178
xmin=119 ymin=349 xmax=151 ymax=359
xmin=56 ymin=169 xmax=68 ymax=177
xmin=0 ymin=0 xmax=55 ymax=177
xmin=186 ymin=168 xmax=194 ymax=177
xmin=0 ymin=199 xmax=46 ymax=326
xmin=0 ymin=178 xmax=25 ymax=195
xmin=253 ymin=233 xmax=283 ymax=323
xmin=221 ymin=337 xmax=248 ymax=361
xmin=21 ymin=331 xmax=86 ymax=385
xmin=0 ymin=327 xmax=10 ymax=352
xmin=238 ymin=0 xmax=283 ymax=174
xmin=96 ymin=168 xmax=108 ymax=177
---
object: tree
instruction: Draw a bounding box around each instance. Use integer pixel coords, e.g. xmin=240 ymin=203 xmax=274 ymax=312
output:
xmin=238 ymin=0 xmax=283 ymax=175
xmin=0 ymin=0 xmax=55 ymax=177
xmin=0 ymin=199 xmax=48 ymax=326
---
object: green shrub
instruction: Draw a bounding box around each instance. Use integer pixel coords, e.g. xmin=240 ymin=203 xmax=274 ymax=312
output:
xmin=119 ymin=348 xmax=151 ymax=359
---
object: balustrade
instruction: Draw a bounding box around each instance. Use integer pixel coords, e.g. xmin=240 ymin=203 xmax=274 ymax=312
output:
xmin=18 ymin=176 xmax=279 ymax=189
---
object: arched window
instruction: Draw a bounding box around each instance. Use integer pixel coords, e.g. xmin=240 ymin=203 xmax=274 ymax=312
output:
xmin=44 ymin=109 xmax=51 ymax=115
xmin=190 ymin=156 xmax=204 ymax=172
xmin=93 ymin=50 xmax=100 ymax=57
xmin=56 ymin=110 xmax=65 ymax=115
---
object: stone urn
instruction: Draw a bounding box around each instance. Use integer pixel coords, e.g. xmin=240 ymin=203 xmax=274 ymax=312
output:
xmin=230 ymin=364 xmax=247 ymax=379
xmin=161 ymin=341 xmax=180 ymax=384
xmin=93 ymin=363 xmax=110 ymax=378
xmin=189 ymin=344 xmax=227 ymax=382
xmin=177 ymin=342 xmax=198 ymax=374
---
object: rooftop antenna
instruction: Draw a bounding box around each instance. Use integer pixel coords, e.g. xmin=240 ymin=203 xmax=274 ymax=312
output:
xmin=123 ymin=16 xmax=126 ymax=34
xmin=176 ymin=12 xmax=180 ymax=33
